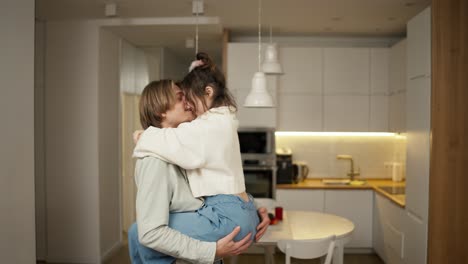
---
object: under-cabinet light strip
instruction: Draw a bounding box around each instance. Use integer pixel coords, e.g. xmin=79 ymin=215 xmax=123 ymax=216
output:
xmin=275 ymin=132 xmax=398 ymax=137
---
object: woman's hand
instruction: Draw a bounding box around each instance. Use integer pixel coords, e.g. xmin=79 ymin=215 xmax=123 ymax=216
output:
xmin=215 ymin=226 xmax=252 ymax=258
xmin=133 ymin=130 xmax=144 ymax=144
xmin=255 ymin=207 xmax=270 ymax=242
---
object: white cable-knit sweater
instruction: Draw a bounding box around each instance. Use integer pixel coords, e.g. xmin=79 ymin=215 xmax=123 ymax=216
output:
xmin=133 ymin=106 xmax=246 ymax=198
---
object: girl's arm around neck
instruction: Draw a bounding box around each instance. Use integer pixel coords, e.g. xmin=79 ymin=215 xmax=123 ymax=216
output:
xmin=134 ymin=119 xmax=206 ymax=170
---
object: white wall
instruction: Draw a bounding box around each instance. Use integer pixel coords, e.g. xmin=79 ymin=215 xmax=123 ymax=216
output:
xmin=35 ymin=20 xmax=47 ymax=261
xmin=0 ymin=0 xmax=36 ymax=263
xmin=276 ymin=135 xmax=406 ymax=179
xmin=161 ymin=47 xmax=188 ymax=80
xmin=43 ymin=21 xmax=125 ymax=263
xmin=45 ymin=21 xmax=101 ymax=263
xmin=98 ymin=28 xmax=122 ymax=259
xmin=144 ymin=48 xmax=162 ymax=82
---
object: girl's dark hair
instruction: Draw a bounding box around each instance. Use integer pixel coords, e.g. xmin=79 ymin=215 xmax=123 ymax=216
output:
xmin=179 ymin=52 xmax=237 ymax=113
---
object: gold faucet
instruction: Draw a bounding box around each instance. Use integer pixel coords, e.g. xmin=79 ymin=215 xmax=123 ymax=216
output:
xmin=336 ymin=155 xmax=360 ymax=181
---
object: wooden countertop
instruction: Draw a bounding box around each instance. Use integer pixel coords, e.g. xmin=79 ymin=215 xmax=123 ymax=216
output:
xmin=277 ymin=178 xmax=406 ymax=208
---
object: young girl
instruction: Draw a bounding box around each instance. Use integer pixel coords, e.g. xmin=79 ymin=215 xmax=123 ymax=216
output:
xmin=133 ymin=52 xmax=260 ymax=262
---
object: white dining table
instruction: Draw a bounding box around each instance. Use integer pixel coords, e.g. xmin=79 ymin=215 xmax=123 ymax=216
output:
xmin=255 ymin=210 xmax=355 ymax=264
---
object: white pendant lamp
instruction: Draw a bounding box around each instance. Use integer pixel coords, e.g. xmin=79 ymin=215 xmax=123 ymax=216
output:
xmin=244 ymin=0 xmax=274 ymax=108
xmin=262 ymin=26 xmax=283 ymax=74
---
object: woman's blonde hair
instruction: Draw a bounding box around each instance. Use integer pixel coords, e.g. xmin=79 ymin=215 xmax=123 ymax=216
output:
xmin=139 ymin=79 xmax=175 ymax=129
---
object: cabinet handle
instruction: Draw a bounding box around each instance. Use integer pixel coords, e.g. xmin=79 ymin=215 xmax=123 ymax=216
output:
xmin=409 ymin=74 xmax=427 ymax=80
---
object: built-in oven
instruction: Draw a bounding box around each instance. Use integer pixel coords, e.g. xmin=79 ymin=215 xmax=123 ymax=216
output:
xmin=238 ymin=127 xmax=276 ymax=199
xmin=243 ymin=166 xmax=276 ymax=199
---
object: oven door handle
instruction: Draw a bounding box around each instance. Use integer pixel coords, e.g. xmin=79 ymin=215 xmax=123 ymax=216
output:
xmin=243 ymin=166 xmax=276 ymax=171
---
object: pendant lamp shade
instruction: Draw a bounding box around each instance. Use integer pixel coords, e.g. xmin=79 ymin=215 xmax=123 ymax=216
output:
xmin=244 ymin=72 xmax=274 ymax=107
xmin=262 ymin=43 xmax=283 ymax=74
xmin=244 ymin=0 xmax=274 ymax=108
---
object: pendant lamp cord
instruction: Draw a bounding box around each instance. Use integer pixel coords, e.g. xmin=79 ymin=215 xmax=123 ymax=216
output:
xmin=269 ymin=25 xmax=273 ymax=44
xmin=195 ymin=10 xmax=199 ymax=55
xmin=258 ymin=0 xmax=262 ymax=72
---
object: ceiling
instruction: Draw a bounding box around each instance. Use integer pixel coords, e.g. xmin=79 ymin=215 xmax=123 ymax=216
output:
xmin=36 ymin=0 xmax=431 ymax=61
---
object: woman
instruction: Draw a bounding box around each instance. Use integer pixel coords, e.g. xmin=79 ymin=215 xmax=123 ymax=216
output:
xmin=129 ymin=79 xmax=269 ymax=264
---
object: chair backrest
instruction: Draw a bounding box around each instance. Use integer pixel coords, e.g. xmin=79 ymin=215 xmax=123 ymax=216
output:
xmin=277 ymin=235 xmax=336 ymax=264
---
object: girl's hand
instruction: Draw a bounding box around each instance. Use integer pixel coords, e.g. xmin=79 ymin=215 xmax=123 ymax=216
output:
xmin=255 ymin=207 xmax=270 ymax=242
xmin=215 ymin=226 xmax=252 ymax=258
xmin=133 ymin=130 xmax=144 ymax=144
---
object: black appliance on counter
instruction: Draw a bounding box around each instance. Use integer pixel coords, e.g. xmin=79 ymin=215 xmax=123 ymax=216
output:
xmin=276 ymin=151 xmax=297 ymax=184
xmin=238 ymin=128 xmax=276 ymax=199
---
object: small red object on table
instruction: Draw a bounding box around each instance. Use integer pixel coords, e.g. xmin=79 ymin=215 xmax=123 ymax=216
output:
xmin=275 ymin=206 xmax=283 ymax=221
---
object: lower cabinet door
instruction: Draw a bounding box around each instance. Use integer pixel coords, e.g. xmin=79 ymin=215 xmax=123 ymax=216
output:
xmin=402 ymin=210 xmax=427 ymax=264
xmin=324 ymin=190 xmax=373 ymax=248
xmin=275 ymin=189 xmax=325 ymax=212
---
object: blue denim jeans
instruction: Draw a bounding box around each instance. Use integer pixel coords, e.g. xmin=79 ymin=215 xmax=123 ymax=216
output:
xmin=128 ymin=194 xmax=259 ymax=264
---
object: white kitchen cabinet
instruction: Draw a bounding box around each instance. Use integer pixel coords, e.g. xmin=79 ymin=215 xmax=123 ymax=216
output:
xmin=278 ymin=47 xmax=323 ymax=94
xmin=389 ymin=91 xmax=406 ymax=133
xmin=405 ymin=77 xmax=431 ymax=221
xmin=370 ymin=48 xmax=389 ymax=95
xmin=276 ymin=46 xmax=323 ymax=131
xmin=401 ymin=7 xmax=431 ymax=264
xmin=370 ymin=95 xmax=389 ymax=132
xmin=388 ymin=39 xmax=407 ymax=133
xmin=227 ymin=43 xmax=277 ymax=128
xmin=402 ymin=211 xmax=427 ymax=264
xmin=275 ymin=189 xmax=324 ymax=212
xmin=389 ymin=39 xmax=407 ymax=94
xmin=373 ymin=194 xmax=405 ymax=264
xmin=277 ymin=94 xmax=322 ymax=131
xmin=324 ymin=190 xmax=373 ymax=248
xmin=407 ymin=7 xmax=431 ymax=79
xmin=324 ymin=47 xmax=370 ymax=95
xmin=324 ymin=95 xmax=369 ymax=131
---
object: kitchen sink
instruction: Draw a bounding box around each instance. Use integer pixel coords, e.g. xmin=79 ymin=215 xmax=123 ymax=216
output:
xmin=322 ymin=179 xmax=367 ymax=186
xmin=322 ymin=179 xmax=351 ymax=185
xmin=379 ymin=186 xmax=406 ymax=195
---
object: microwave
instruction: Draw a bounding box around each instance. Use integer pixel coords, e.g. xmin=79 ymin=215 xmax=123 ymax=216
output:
xmin=237 ymin=127 xmax=276 ymax=167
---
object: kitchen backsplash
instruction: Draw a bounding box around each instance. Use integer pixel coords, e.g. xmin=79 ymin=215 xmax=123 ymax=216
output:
xmin=275 ymin=134 xmax=406 ymax=179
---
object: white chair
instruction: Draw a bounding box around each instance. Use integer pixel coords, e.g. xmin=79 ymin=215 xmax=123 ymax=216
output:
xmin=277 ymin=235 xmax=336 ymax=264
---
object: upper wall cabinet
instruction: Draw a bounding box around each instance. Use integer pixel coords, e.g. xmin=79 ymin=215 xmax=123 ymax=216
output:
xmin=227 ymin=43 xmax=393 ymax=132
xmin=389 ymin=39 xmax=407 ymax=94
xmin=277 ymin=47 xmax=323 ymax=131
xmin=324 ymin=48 xmax=370 ymax=95
xmin=227 ymin=43 xmax=277 ymax=128
xmin=389 ymin=39 xmax=407 ymax=133
xmin=323 ymin=95 xmax=370 ymax=131
xmin=277 ymin=94 xmax=323 ymax=131
xmin=407 ymin=7 xmax=431 ymax=79
xmin=370 ymin=48 xmax=389 ymax=95
xmin=279 ymin=47 xmax=323 ymax=94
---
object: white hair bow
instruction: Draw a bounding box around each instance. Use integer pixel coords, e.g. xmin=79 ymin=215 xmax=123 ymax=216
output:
xmin=189 ymin=60 xmax=204 ymax=72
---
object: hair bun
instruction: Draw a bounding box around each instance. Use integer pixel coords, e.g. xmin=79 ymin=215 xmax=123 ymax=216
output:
xmin=196 ymin=52 xmax=215 ymax=70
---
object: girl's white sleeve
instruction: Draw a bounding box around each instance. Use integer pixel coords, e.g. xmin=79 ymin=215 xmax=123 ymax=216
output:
xmin=134 ymin=120 xmax=206 ymax=170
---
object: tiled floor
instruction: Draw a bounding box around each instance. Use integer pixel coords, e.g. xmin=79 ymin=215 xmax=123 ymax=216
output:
xmin=103 ymin=241 xmax=384 ymax=264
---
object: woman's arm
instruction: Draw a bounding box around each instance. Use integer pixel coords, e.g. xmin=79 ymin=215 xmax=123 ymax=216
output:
xmin=134 ymin=121 xmax=206 ymax=170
